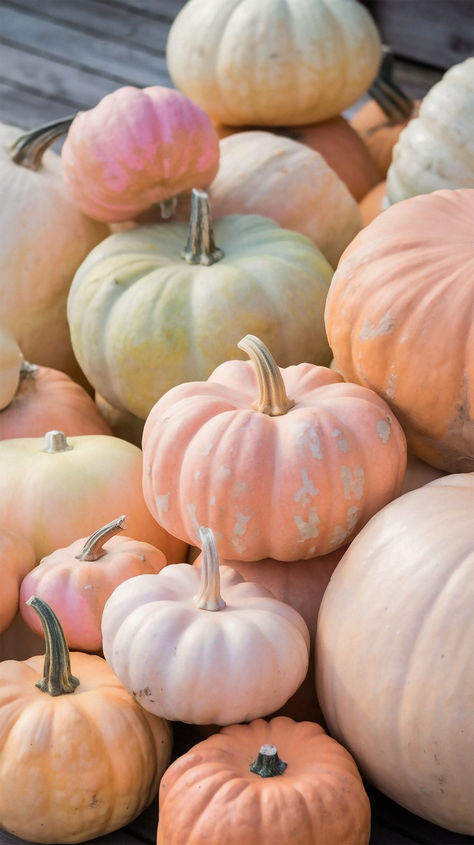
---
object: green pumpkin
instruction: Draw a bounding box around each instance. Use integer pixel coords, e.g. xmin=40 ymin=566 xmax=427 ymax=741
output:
xmin=67 ymin=190 xmax=333 ymax=419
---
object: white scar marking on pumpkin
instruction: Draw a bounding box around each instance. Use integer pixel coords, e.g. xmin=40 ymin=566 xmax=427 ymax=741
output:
xmin=295 ymin=508 xmax=320 ymax=542
xmin=341 ymin=466 xmax=364 ymax=500
xmin=202 ymin=441 xmax=213 ymax=456
xmin=385 ymin=374 xmax=397 ymax=400
xmin=377 ymin=418 xmax=392 ymax=443
xmin=233 ymin=510 xmax=253 ymax=536
xmin=332 ymin=428 xmax=348 ymax=453
xmin=330 ymin=506 xmax=360 ymax=547
xmin=210 ymin=496 xmax=216 ymax=506
xmin=294 ymin=469 xmax=319 ymax=506
xmin=156 ymin=493 xmax=169 ymax=515
xmin=295 ymin=421 xmax=323 ymax=459
xmin=217 ymin=465 xmax=232 ymax=480
xmin=186 ymin=504 xmax=201 ymax=541
xmin=359 ymin=311 xmax=395 ymax=341
xmin=194 ymin=470 xmax=200 ymax=481
xmin=234 ymin=480 xmax=249 ymax=496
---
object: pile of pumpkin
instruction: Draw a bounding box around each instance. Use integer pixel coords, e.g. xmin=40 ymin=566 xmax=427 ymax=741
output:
xmin=0 ymin=0 xmax=473 ymax=842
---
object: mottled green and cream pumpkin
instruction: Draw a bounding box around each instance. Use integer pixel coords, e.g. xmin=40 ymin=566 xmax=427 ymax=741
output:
xmin=67 ymin=190 xmax=334 ymax=420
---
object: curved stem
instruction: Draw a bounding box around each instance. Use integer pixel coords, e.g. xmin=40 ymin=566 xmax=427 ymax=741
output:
xmin=238 ymin=335 xmax=295 ymax=416
xmin=369 ymin=46 xmax=414 ymax=123
xmin=250 ymin=744 xmax=287 ymax=777
xmin=194 ymin=527 xmax=226 ymax=611
xmin=10 ymin=115 xmax=76 ymax=170
xmin=26 ymin=596 xmax=80 ymax=696
xmin=41 ymin=430 xmax=73 ymax=453
xmin=75 ymin=515 xmax=127 ymax=561
xmin=181 ymin=189 xmax=224 ymax=266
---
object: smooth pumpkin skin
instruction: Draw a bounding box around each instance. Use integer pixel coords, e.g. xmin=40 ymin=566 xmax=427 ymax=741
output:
xmin=67 ymin=215 xmax=334 ymax=419
xmin=142 ymin=348 xmax=407 ymax=562
xmin=0 ymin=362 xmax=113 ymax=440
xmin=386 ymin=58 xmax=474 ymax=203
xmin=325 ymin=188 xmax=474 ymax=472
xmin=0 ymin=122 xmax=107 ymax=381
xmin=157 ymin=716 xmax=371 ymax=845
xmin=0 ymin=327 xmax=22 ymax=411
xmin=0 ymin=651 xmax=172 ymax=843
xmin=358 ymin=179 xmax=388 ymax=226
xmin=167 ymin=0 xmax=381 ymax=127
xmin=0 ymin=530 xmax=36 ymax=634
xmin=202 ymin=131 xmax=362 ymax=268
xmin=62 ymin=86 xmax=220 ymax=222
xmin=316 ymin=474 xmax=474 ymax=835
xmin=0 ymin=432 xmax=187 ymax=564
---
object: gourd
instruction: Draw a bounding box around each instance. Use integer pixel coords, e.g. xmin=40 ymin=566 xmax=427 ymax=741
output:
xmin=142 ymin=334 xmax=407 ymax=561
xmin=61 ymin=85 xmax=220 ymax=222
xmin=0 ymin=361 xmax=113 ymax=440
xmin=358 ymin=179 xmax=388 ymax=226
xmin=325 ymin=188 xmax=474 ymax=472
xmin=19 ymin=515 xmax=168 ymax=652
xmin=316 ymin=474 xmax=474 ymax=835
xmin=0 ymin=325 xmax=22 ymax=411
xmin=0 ymin=529 xmax=36 ymax=634
xmin=101 ymin=527 xmax=310 ymax=725
xmin=166 ymin=0 xmax=381 ymax=127
xmin=67 ymin=190 xmax=334 ymax=420
xmin=157 ymin=716 xmax=371 ymax=845
xmin=0 ymin=429 xmax=187 ymax=563
xmin=0 ymin=596 xmax=172 ymax=844
xmin=203 ymin=131 xmax=362 ymax=268
xmin=0 ymin=118 xmax=107 ymax=381
xmin=386 ymin=57 xmax=474 ymax=203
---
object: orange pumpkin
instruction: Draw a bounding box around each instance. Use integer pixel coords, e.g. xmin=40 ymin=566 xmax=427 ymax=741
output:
xmin=358 ymin=179 xmax=388 ymax=226
xmin=0 ymin=529 xmax=36 ymax=634
xmin=157 ymin=716 xmax=371 ymax=845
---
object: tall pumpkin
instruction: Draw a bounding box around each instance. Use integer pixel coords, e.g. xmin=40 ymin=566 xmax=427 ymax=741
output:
xmin=166 ymin=0 xmax=381 ymax=126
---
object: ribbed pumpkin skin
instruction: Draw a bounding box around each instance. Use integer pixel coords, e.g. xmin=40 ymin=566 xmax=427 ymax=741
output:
xmin=142 ymin=360 xmax=406 ymax=561
xmin=67 ymin=216 xmax=333 ymax=419
xmin=157 ymin=717 xmax=371 ymax=845
xmin=325 ymin=189 xmax=474 ymax=472
xmin=316 ymin=474 xmax=474 ymax=835
xmin=167 ymin=0 xmax=381 ymax=127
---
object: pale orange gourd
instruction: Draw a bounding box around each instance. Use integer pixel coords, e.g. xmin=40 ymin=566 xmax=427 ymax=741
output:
xmin=358 ymin=180 xmax=388 ymax=226
xmin=0 ymin=596 xmax=172 ymax=844
xmin=0 ymin=529 xmax=36 ymax=634
xmin=157 ymin=716 xmax=371 ymax=845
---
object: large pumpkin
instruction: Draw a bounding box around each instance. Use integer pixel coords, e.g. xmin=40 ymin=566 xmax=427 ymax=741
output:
xmin=325 ymin=188 xmax=474 ymax=472
xmin=316 ymin=474 xmax=474 ymax=835
xmin=142 ymin=335 xmax=407 ymax=561
xmin=166 ymin=0 xmax=381 ymax=126
xmin=67 ymin=190 xmax=334 ymax=420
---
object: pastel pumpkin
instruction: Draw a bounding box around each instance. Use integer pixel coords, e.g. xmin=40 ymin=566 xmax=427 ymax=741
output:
xmin=0 ymin=429 xmax=187 ymax=563
xmin=316 ymin=473 xmax=474 ymax=835
xmin=157 ymin=716 xmax=371 ymax=845
xmin=358 ymin=179 xmax=388 ymax=226
xmin=0 ymin=596 xmax=172 ymax=844
xmin=19 ymin=515 xmax=168 ymax=652
xmin=102 ymin=527 xmax=310 ymax=725
xmin=0 ymin=325 xmax=22 ymax=411
xmin=142 ymin=334 xmax=407 ymax=561
xmin=325 ymin=188 xmax=474 ymax=472
xmin=0 ymin=529 xmax=36 ymax=634
xmin=0 ymin=118 xmax=107 ymax=382
xmin=167 ymin=0 xmax=381 ymax=126
xmin=61 ymin=85 xmax=220 ymax=222
xmin=67 ymin=190 xmax=334 ymax=420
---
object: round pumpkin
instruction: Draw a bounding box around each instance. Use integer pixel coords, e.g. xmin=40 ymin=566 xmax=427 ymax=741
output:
xmin=316 ymin=473 xmax=474 ymax=835
xmin=166 ymin=0 xmax=381 ymax=127
xmin=0 ymin=529 xmax=36 ymax=634
xmin=61 ymin=85 xmax=220 ymax=222
xmin=358 ymin=179 xmax=388 ymax=226
xmin=67 ymin=190 xmax=334 ymax=420
xmin=0 ymin=596 xmax=172 ymax=844
xmin=157 ymin=716 xmax=371 ymax=845
xmin=142 ymin=334 xmax=407 ymax=561
xmin=0 ymin=325 xmax=22 ymax=411
xmin=325 ymin=188 xmax=474 ymax=472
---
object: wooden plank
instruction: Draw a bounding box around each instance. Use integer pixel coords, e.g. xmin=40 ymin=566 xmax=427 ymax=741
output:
xmin=93 ymin=0 xmax=186 ymax=20
xmin=0 ymin=81 xmax=78 ymax=129
xmin=0 ymin=6 xmax=169 ymax=88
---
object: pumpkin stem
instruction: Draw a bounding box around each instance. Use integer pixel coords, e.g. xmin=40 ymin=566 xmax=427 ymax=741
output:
xmin=26 ymin=596 xmax=80 ymax=696
xmin=194 ymin=527 xmax=226 ymax=611
xmin=75 ymin=515 xmax=127 ymax=561
xmin=10 ymin=115 xmax=76 ymax=170
xmin=238 ymin=335 xmax=295 ymax=416
xmin=181 ymin=189 xmax=224 ymax=266
xmin=159 ymin=196 xmax=178 ymax=219
xmin=250 ymin=744 xmax=287 ymax=778
xmin=19 ymin=360 xmax=38 ymax=380
xmin=41 ymin=430 xmax=73 ymax=453
xmin=369 ymin=46 xmax=414 ymax=123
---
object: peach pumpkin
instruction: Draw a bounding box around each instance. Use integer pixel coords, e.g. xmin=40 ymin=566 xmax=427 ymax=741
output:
xmin=0 ymin=529 xmax=36 ymax=634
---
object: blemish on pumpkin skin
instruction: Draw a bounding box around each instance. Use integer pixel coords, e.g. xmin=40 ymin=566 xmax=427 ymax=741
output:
xmin=341 ymin=466 xmax=364 ymax=500
xmin=359 ymin=311 xmax=395 ymax=340
xmin=330 ymin=505 xmax=360 ymax=547
xmin=187 ymin=503 xmax=201 ymax=540
xmin=156 ymin=493 xmax=169 ymax=515
xmin=295 ymin=420 xmax=323 ymax=459
xmin=294 ymin=469 xmax=319 ymax=506
xmin=217 ymin=465 xmax=232 ymax=480
xmin=295 ymin=508 xmax=320 ymax=542
xmin=202 ymin=441 xmax=213 ymax=456
xmin=332 ymin=428 xmax=349 ymax=453
xmin=233 ymin=510 xmax=253 ymax=536
xmin=377 ymin=417 xmax=392 ymax=443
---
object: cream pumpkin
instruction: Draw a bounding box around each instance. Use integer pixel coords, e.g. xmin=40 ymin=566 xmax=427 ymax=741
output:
xmin=0 ymin=326 xmax=22 ymax=411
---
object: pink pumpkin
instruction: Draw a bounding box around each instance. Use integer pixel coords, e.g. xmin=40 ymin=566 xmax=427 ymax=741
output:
xmin=61 ymin=85 xmax=220 ymax=222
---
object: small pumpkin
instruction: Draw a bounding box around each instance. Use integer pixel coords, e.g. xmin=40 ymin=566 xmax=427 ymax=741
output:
xmin=167 ymin=0 xmax=381 ymax=127
xmin=0 ymin=529 xmax=36 ymax=634
xmin=67 ymin=189 xmax=334 ymax=420
xmin=358 ymin=179 xmax=388 ymax=226
xmin=19 ymin=515 xmax=168 ymax=653
xmin=0 ymin=596 xmax=172 ymax=844
xmin=157 ymin=716 xmax=371 ymax=845
xmin=142 ymin=334 xmax=407 ymax=561
xmin=61 ymin=85 xmax=220 ymax=222
xmin=102 ymin=527 xmax=310 ymax=725
xmin=0 ymin=325 xmax=22 ymax=411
